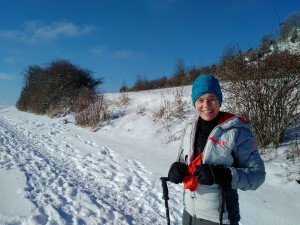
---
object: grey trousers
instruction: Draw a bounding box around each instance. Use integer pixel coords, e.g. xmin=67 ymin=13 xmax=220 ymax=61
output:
xmin=182 ymin=210 xmax=219 ymax=225
xmin=182 ymin=210 xmax=239 ymax=225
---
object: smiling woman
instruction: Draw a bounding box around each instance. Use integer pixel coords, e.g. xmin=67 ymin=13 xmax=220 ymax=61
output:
xmin=167 ymin=74 xmax=266 ymax=225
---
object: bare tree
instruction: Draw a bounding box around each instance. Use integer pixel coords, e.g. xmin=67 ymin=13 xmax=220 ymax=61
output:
xmin=171 ymin=57 xmax=187 ymax=86
xmin=221 ymin=52 xmax=300 ymax=148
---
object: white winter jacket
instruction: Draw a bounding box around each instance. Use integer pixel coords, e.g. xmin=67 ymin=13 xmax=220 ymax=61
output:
xmin=177 ymin=112 xmax=266 ymax=224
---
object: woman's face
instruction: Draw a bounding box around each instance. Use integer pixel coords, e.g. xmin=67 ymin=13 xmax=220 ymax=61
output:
xmin=195 ymin=93 xmax=220 ymax=121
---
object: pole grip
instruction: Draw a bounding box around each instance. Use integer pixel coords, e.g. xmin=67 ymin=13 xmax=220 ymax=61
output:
xmin=160 ymin=177 xmax=169 ymax=200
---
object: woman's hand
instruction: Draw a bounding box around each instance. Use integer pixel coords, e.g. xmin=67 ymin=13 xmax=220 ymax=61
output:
xmin=168 ymin=162 xmax=188 ymax=184
xmin=193 ymin=164 xmax=232 ymax=187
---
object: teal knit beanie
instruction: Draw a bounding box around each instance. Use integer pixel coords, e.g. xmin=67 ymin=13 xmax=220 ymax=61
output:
xmin=191 ymin=74 xmax=222 ymax=107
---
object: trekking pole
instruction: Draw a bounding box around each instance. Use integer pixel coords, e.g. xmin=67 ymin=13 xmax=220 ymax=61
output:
xmin=218 ymin=187 xmax=225 ymax=225
xmin=160 ymin=177 xmax=171 ymax=225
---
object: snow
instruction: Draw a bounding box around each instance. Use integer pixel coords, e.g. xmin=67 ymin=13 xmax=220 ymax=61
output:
xmin=0 ymin=168 xmax=35 ymax=217
xmin=0 ymin=87 xmax=299 ymax=225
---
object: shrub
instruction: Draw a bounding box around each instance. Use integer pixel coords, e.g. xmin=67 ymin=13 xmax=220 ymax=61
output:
xmin=118 ymin=92 xmax=130 ymax=106
xmin=152 ymin=88 xmax=189 ymax=131
xmin=75 ymin=94 xmax=110 ymax=128
xmin=16 ymin=59 xmax=103 ymax=116
xmin=172 ymin=87 xmax=188 ymax=119
xmin=219 ymin=51 xmax=300 ymax=148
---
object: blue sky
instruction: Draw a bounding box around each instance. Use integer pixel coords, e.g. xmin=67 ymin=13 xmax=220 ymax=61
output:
xmin=0 ymin=0 xmax=299 ymax=105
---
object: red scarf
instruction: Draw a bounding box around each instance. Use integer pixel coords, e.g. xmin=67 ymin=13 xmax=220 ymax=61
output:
xmin=183 ymin=153 xmax=203 ymax=191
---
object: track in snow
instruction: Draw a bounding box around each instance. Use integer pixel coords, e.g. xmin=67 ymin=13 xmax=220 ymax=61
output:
xmin=0 ymin=115 xmax=182 ymax=225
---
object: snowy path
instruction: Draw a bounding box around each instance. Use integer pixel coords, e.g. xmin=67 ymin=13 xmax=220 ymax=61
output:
xmin=1 ymin=96 xmax=300 ymax=225
xmin=0 ymin=111 xmax=182 ymax=225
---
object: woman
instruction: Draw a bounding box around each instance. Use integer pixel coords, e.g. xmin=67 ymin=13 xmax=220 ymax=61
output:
xmin=168 ymin=74 xmax=266 ymax=225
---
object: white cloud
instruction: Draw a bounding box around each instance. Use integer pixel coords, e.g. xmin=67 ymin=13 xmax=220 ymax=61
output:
xmin=113 ymin=49 xmax=134 ymax=58
xmin=0 ymin=20 xmax=96 ymax=43
xmin=90 ymin=46 xmax=140 ymax=59
xmin=90 ymin=45 xmax=136 ymax=59
xmin=0 ymin=72 xmax=15 ymax=80
xmin=90 ymin=45 xmax=107 ymax=55
xmin=3 ymin=57 xmax=17 ymax=65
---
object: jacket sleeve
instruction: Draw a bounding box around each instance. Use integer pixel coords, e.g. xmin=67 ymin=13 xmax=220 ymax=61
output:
xmin=230 ymin=128 xmax=266 ymax=191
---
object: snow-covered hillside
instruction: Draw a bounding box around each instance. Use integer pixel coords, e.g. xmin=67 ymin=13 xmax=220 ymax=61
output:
xmin=270 ymin=27 xmax=300 ymax=55
xmin=0 ymin=87 xmax=299 ymax=225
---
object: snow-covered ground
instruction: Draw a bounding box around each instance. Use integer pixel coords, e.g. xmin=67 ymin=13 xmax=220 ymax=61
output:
xmin=0 ymin=87 xmax=299 ymax=225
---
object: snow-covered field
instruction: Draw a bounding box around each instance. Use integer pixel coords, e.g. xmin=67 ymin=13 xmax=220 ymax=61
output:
xmin=0 ymin=87 xmax=299 ymax=225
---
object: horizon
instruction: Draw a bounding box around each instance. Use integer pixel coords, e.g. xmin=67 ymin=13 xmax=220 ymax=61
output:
xmin=0 ymin=0 xmax=299 ymax=105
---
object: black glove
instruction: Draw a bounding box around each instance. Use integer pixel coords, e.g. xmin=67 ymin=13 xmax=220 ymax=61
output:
xmin=168 ymin=162 xmax=188 ymax=184
xmin=193 ymin=164 xmax=232 ymax=187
